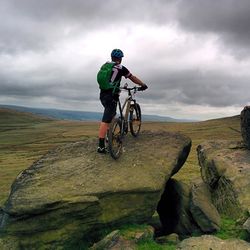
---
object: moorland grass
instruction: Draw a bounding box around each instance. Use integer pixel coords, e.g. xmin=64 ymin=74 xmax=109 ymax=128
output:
xmin=143 ymin=115 xmax=241 ymax=184
xmin=136 ymin=241 xmax=176 ymax=250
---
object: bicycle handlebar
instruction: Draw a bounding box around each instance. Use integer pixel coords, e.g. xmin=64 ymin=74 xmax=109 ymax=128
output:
xmin=120 ymin=85 xmax=143 ymax=92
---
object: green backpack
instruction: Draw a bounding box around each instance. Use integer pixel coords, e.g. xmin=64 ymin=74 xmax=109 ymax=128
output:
xmin=97 ymin=62 xmax=119 ymax=91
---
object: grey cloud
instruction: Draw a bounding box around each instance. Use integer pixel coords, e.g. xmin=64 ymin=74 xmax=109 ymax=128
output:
xmin=141 ymin=69 xmax=250 ymax=107
xmin=0 ymin=0 xmax=176 ymax=53
xmin=0 ymin=81 xmax=96 ymax=102
xmin=0 ymin=64 xmax=97 ymax=101
xmin=7 ymin=0 xmax=175 ymax=23
xmin=2 ymin=63 xmax=247 ymax=109
xmin=175 ymin=0 xmax=250 ymax=58
xmin=2 ymin=0 xmax=250 ymax=56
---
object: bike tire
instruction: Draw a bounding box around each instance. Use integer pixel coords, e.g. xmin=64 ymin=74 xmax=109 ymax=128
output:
xmin=108 ymin=118 xmax=123 ymax=159
xmin=129 ymin=103 xmax=141 ymax=137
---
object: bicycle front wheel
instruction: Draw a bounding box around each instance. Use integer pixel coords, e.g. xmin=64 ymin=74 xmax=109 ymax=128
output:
xmin=129 ymin=103 xmax=141 ymax=137
xmin=108 ymin=118 xmax=123 ymax=159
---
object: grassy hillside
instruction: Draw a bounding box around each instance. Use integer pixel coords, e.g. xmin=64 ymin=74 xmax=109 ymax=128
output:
xmin=0 ymin=108 xmax=99 ymax=206
xmin=143 ymin=115 xmax=241 ymax=184
xmin=0 ymin=108 xmax=242 ymax=207
xmin=0 ymin=108 xmax=52 ymax=127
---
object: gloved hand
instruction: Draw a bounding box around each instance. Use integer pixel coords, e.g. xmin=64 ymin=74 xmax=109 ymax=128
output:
xmin=138 ymin=84 xmax=148 ymax=91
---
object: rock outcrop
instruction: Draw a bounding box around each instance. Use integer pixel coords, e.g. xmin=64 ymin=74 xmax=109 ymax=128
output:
xmin=157 ymin=179 xmax=199 ymax=236
xmin=190 ymin=181 xmax=220 ymax=232
xmin=244 ymin=217 xmax=250 ymax=234
xmin=197 ymin=140 xmax=250 ymax=217
xmin=241 ymin=106 xmax=250 ymax=149
xmin=177 ymin=235 xmax=250 ymax=250
xmin=89 ymin=230 xmax=122 ymax=250
xmin=197 ymin=140 xmax=250 ymax=241
xmin=90 ymin=226 xmax=154 ymax=250
xmin=0 ymin=131 xmax=191 ymax=249
xmin=157 ymin=178 xmax=221 ymax=236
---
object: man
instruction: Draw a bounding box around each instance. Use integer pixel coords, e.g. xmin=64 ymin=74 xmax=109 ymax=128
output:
xmin=97 ymin=48 xmax=148 ymax=153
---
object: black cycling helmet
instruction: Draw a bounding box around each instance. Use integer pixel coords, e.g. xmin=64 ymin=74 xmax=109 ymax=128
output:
xmin=111 ymin=49 xmax=124 ymax=58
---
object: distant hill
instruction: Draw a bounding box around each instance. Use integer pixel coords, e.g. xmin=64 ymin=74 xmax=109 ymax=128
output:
xmin=0 ymin=107 xmax=52 ymax=125
xmin=0 ymin=104 xmax=197 ymax=122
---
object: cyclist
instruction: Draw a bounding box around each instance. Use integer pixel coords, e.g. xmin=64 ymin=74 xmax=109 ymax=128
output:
xmin=97 ymin=49 xmax=148 ymax=153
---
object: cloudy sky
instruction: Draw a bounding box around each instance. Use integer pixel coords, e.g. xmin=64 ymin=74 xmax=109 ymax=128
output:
xmin=1 ymin=0 xmax=250 ymax=120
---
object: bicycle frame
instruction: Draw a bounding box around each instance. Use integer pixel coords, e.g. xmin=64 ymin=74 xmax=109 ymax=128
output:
xmin=108 ymin=85 xmax=142 ymax=159
xmin=117 ymin=87 xmax=137 ymax=135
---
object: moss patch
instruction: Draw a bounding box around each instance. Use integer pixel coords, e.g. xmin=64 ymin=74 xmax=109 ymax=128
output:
xmin=213 ymin=215 xmax=249 ymax=241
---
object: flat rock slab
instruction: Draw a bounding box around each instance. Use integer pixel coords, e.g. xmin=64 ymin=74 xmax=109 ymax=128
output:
xmin=197 ymin=140 xmax=250 ymax=217
xmin=0 ymin=131 xmax=191 ymax=248
xmin=177 ymin=235 xmax=250 ymax=250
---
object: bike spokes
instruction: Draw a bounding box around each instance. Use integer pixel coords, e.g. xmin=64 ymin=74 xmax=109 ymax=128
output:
xmin=108 ymin=118 xmax=123 ymax=159
xmin=129 ymin=103 xmax=141 ymax=137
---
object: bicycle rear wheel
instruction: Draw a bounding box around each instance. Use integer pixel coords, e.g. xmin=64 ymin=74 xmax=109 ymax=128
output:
xmin=129 ymin=103 xmax=141 ymax=137
xmin=108 ymin=118 xmax=123 ymax=159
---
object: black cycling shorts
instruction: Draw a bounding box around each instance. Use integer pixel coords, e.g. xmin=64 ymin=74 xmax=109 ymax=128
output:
xmin=100 ymin=91 xmax=117 ymax=123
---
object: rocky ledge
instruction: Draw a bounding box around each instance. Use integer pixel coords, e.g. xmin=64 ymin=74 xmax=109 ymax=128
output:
xmin=0 ymin=131 xmax=191 ymax=249
xmin=197 ymin=140 xmax=250 ymax=234
xmin=193 ymin=107 xmax=250 ymax=242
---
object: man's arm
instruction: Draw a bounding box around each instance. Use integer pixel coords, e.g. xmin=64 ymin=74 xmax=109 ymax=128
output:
xmin=128 ymin=74 xmax=146 ymax=87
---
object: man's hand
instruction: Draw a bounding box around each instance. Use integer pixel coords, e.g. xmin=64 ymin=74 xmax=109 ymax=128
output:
xmin=138 ymin=84 xmax=148 ymax=91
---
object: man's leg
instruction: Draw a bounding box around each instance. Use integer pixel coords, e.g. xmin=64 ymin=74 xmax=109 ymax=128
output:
xmin=98 ymin=92 xmax=116 ymax=153
xmin=98 ymin=122 xmax=109 ymax=151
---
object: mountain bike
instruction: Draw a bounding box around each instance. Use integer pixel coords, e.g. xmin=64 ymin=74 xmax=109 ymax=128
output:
xmin=108 ymin=84 xmax=143 ymax=159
